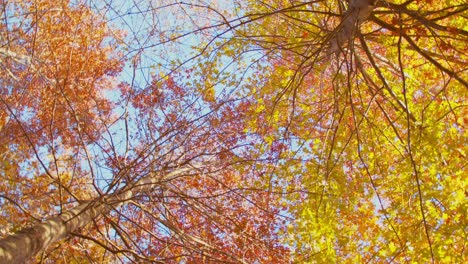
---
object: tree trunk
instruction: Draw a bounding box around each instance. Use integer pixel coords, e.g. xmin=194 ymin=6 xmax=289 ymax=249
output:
xmin=329 ymin=0 xmax=376 ymax=53
xmin=0 ymin=168 xmax=189 ymax=264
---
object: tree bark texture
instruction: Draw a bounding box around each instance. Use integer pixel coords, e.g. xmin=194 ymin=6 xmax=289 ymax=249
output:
xmin=329 ymin=0 xmax=376 ymax=53
xmin=0 ymin=168 xmax=189 ymax=263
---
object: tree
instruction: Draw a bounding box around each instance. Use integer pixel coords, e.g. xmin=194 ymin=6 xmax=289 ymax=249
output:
xmin=1 ymin=0 xmax=123 ymax=261
xmin=1 ymin=0 xmax=466 ymax=263
xmin=1 ymin=0 xmax=288 ymax=262
xmin=196 ymin=0 xmax=466 ymax=262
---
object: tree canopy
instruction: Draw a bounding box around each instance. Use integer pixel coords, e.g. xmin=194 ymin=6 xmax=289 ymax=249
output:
xmin=0 ymin=0 xmax=466 ymax=263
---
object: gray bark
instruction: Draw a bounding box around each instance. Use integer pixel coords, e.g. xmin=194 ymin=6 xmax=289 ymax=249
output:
xmin=0 ymin=168 xmax=189 ymax=264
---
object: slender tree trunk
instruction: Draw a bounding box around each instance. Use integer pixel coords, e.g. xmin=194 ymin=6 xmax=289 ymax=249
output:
xmin=0 ymin=168 xmax=189 ymax=264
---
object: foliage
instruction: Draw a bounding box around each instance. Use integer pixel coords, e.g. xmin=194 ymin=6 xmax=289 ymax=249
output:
xmin=1 ymin=0 xmax=123 ymax=261
xmin=209 ymin=0 xmax=467 ymax=262
xmin=0 ymin=0 xmax=466 ymax=263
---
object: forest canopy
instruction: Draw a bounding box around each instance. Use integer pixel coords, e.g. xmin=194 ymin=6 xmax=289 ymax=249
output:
xmin=0 ymin=0 xmax=466 ymax=263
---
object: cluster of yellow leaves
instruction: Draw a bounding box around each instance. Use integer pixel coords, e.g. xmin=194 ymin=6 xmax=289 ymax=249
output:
xmin=216 ymin=0 xmax=468 ymax=262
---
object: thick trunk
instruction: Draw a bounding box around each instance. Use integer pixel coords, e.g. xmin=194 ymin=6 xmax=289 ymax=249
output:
xmin=329 ymin=0 xmax=376 ymax=53
xmin=0 ymin=168 xmax=189 ymax=263
xmin=0 ymin=202 xmax=106 ymax=263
